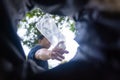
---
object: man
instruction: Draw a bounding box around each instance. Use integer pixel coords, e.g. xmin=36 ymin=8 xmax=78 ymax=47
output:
xmin=28 ymin=35 xmax=66 ymax=70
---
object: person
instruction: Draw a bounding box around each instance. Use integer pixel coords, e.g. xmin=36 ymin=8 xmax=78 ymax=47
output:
xmin=28 ymin=34 xmax=67 ymax=70
xmin=1 ymin=0 xmax=120 ymax=80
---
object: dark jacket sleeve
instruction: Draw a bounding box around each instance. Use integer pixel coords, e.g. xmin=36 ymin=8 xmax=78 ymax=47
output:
xmin=28 ymin=45 xmax=42 ymax=60
xmin=28 ymin=45 xmax=49 ymax=70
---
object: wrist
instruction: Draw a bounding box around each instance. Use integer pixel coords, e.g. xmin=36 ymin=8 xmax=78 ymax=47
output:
xmin=48 ymin=50 xmax=52 ymax=59
xmin=35 ymin=49 xmax=51 ymax=61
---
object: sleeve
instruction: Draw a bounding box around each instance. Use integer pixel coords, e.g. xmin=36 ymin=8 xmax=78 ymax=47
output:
xmin=28 ymin=45 xmax=42 ymax=60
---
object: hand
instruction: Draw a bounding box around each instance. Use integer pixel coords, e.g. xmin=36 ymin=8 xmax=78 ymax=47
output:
xmin=50 ymin=41 xmax=69 ymax=61
xmin=55 ymin=41 xmax=66 ymax=50
xmin=50 ymin=48 xmax=69 ymax=61
xmin=35 ymin=41 xmax=69 ymax=61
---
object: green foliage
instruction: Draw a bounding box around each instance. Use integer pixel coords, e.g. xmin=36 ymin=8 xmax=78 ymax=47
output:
xmin=18 ymin=8 xmax=75 ymax=49
xmin=70 ymin=23 xmax=75 ymax=32
xmin=26 ymin=8 xmax=45 ymax=18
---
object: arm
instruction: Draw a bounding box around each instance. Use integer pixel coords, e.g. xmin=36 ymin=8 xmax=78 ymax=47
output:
xmin=35 ymin=42 xmax=69 ymax=61
xmin=35 ymin=48 xmax=51 ymax=61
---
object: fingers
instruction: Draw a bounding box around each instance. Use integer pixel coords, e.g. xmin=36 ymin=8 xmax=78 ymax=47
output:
xmin=56 ymin=52 xmax=65 ymax=59
xmin=50 ymin=44 xmax=69 ymax=61
xmin=54 ymin=41 xmax=64 ymax=49
xmin=50 ymin=51 xmax=65 ymax=61
xmin=52 ymin=48 xmax=69 ymax=55
xmin=58 ymin=50 xmax=69 ymax=54
xmin=55 ymin=57 xmax=63 ymax=61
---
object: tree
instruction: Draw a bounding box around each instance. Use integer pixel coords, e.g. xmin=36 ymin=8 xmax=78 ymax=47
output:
xmin=18 ymin=8 xmax=75 ymax=49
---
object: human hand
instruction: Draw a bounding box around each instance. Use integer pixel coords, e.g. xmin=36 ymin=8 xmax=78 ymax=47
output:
xmin=56 ymin=41 xmax=66 ymax=50
xmin=35 ymin=41 xmax=69 ymax=61
xmin=49 ymin=41 xmax=69 ymax=61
